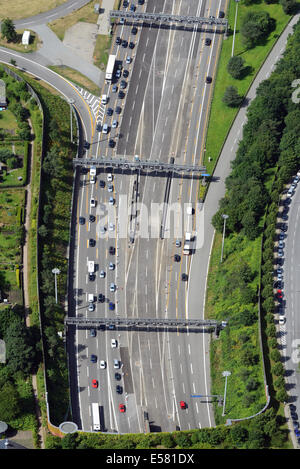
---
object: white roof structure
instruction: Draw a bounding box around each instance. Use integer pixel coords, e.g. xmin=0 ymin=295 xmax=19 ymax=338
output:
xmin=22 ymin=30 xmax=30 ymax=45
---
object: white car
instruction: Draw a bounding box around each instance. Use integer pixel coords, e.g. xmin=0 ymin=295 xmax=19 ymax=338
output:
xmin=109 ymin=262 xmax=115 ymax=271
xmin=109 ymin=222 xmax=115 ymax=231
xmin=102 ymin=123 xmax=108 ymax=134
xmin=110 ymin=283 xmax=116 ymax=292
xmin=126 ymin=56 xmax=131 ymax=64
xmin=100 ymin=360 xmax=106 ymax=369
xmin=107 ymin=173 xmax=113 ymax=182
xmin=109 ymin=196 xmax=115 ymax=205
xmin=111 ymin=339 xmax=117 ymax=348
xmin=112 ymin=119 xmax=118 ymax=129
xmin=99 ymin=270 xmax=105 ymax=278
xmin=100 ymin=226 xmax=106 ymax=235
xmin=108 ymin=184 xmax=113 ymax=193
xmin=90 ymin=198 xmax=96 ymax=208
xmin=279 ymin=315 xmax=286 ymax=325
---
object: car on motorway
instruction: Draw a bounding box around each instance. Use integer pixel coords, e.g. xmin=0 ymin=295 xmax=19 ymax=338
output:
xmin=108 ymin=324 xmax=115 ymax=330
xmin=120 ymin=80 xmax=127 ymax=90
xmin=111 ymin=339 xmax=117 ymax=348
xmin=109 ymin=139 xmax=115 ymax=148
xmin=83 ymin=140 xmax=90 ymax=149
xmin=108 ymin=184 xmax=114 ymax=192
xmin=115 ymin=105 xmax=122 ymax=114
xmin=112 ymin=119 xmax=118 ymax=128
xmin=100 ymin=360 xmax=106 ymax=369
xmin=119 ymin=404 xmax=126 ymax=413
xmin=99 ymin=180 xmax=105 ymax=188
xmin=110 ymin=282 xmax=116 ymax=292
xmin=129 ymin=41 xmax=135 ymax=49
xmin=116 ymin=36 xmax=121 ymax=45
xmin=120 ymin=17 xmax=125 ymax=24
xmin=115 ymin=372 xmax=121 ymax=381
xmin=175 ymin=239 xmax=181 ymax=247
xmin=109 ymin=196 xmax=115 ymax=205
xmin=123 ymin=0 xmax=129 ymax=6
xmin=118 ymin=90 xmax=125 ymax=99
xmin=205 ymin=38 xmax=211 ymax=46
xmin=109 ymin=301 xmax=115 ymax=311
xmin=98 ymin=293 xmax=105 ymax=303
xmin=138 ymin=0 xmax=144 ymax=4
xmin=89 ymin=214 xmax=95 ymax=223
xmin=92 ymin=379 xmax=98 ymax=388
xmin=99 ymin=270 xmax=105 ymax=278
xmin=278 ymin=249 xmax=284 ymax=257
xmin=90 ymin=198 xmax=96 ymax=208
xmin=102 ymin=123 xmax=109 ymax=134
xmin=89 ymin=239 xmax=96 ymax=247
xmin=100 ymin=226 xmax=106 ymax=235
xmin=114 ymin=359 xmax=120 ymax=369
xmin=90 ymin=328 xmax=96 ymax=337
xmin=109 ymin=262 xmax=115 ymax=270
xmin=96 ymin=123 xmax=102 ymax=132
xmin=112 ymin=84 xmax=118 ymax=93
xmin=206 ymin=76 xmax=212 ymax=84
xmin=130 ymin=3 xmax=135 ymax=11
xmin=107 ymin=107 xmax=113 ymax=116
xmin=89 ymin=273 xmax=95 ymax=281
xmin=109 ymin=222 xmax=115 ymax=231
xmin=79 ymin=216 xmax=85 ymax=225
xmin=109 ymin=246 xmax=116 ymax=255
xmin=115 ymin=69 xmax=121 ymax=79
xmin=107 ymin=173 xmax=113 ymax=182
xmin=181 ymin=273 xmax=188 ymax=281
xmin=90 ymin=354 xmax=97 ymax=363
xmin=125 ymin=56 xmax=131 ymax=64
xmin=88 ymin=303 xmax=95 ymax=312
xmin=219 ymin=10 xmax=225 ymax=18
xmin=174 ymin=254 xmax=181 ymax=262
xmin=116 ymin=385 xmax=123 ymax=394
xmin=122 ymin=39 xmax=128 ymax=48
xmin=278 ymin=240 xmax=284 ymax=249
xmin=180 ymin=401 xmax=186 ymax=409
xmin=131 ymin=26 xmax=138 ymax=35
xmin=123 ymin=70 xmax=129 ymax=78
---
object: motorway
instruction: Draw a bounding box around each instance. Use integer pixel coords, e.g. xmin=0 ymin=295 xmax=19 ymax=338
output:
xmin=69 ymin=0 xmax=228 ymax=433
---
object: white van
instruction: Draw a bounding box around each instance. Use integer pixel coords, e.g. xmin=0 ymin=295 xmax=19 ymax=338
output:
xmin=101 ymin=94 xmax=108 ymax=105
xmin=187 ymin=205 xmax=193 ymax=215
xmin=88 ymin=294 xmax=94 ymax=303
xmin=88 ymin=261 xmax=95 ymax=273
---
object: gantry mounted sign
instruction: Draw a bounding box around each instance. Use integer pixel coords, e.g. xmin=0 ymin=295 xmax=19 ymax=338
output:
xmin=73 ymin=157 xmax=206 ymax=175
xmin=109 ymin=10 xmax=228 ymax=33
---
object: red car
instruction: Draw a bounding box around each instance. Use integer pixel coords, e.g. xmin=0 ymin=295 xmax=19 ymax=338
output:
xmin=276 ymin=289 xmax=283 ymax=300
xmin=180 ymin=401 xmax=186 ymax=409
xmin=119 ymin=404 xmax=126 ymax=413
xmin=92 ymin=379 xmax=98 ymax=389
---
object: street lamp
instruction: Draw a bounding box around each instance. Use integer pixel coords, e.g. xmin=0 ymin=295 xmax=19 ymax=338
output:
xmin=222 ymin=371 xmax=231 ymax=417
xmin=231 ymin=0 xmax=240 ymax=57
xmin=220 ymin=214 xmax=229 ymax=263
xmin=52 ymin=268 xmax=60 ymax=304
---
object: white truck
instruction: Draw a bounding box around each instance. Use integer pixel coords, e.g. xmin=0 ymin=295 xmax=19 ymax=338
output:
xmin=88 ymin=261 xmax=95 ymax=273
xmin=90 ymin=166 xmax=96 ymax=184
xmin=91 ymin=403 xmax=100 ymax=431
xmin=88 ymin=293 xmax=94 ymax=303
xmin=105 ymin=54 xmax=116 ymax=83
xmin=183 ymin=232 xmax=193 ymax=255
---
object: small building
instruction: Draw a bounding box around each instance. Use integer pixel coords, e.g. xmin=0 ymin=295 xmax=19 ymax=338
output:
xmin=22 ymin=30 xmax=30 ymax=46
xmin=0 ymin=80 xmax=7 ymax=109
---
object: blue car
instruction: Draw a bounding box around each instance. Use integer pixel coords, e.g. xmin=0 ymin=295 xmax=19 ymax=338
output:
xmin=109 ymin=302 xmax=115 ymax=310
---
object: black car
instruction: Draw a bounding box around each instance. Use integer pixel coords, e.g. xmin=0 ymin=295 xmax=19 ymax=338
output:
xmin=206 ymin=76 xmax=212 ymax=84
xmin=79 ymin=216 xmax=85 ymax=225
xmin=90 ymin=354 xmax=97 ymax=363
xmin=89 ymin=239 xmax=96 ymax=247
xmin=181 ymin=273 xmax=188 ymax=281
xmin=115 ymin=372 xmax=121 ymax=380
xmin=109 ymin=139 xmax=115 ymax=148
xmin=96 ymin=123 xmax=102 ymax=132
xmin=99 ymin=180 xmax=105 ymax=188
xmin=129 ymin=41 xmax=135 ymax=49
xmin=205 ymin=38 xmax=211 ymax=46
xmin=281 ymin=224 xmax=288 ymax=232
xmin=123 ymin=69 xmax=129 ymax=78
xmin=109 ymin=246 xmax=116 ymax=255
xmin=174 ymin=254 xmax=181 ymax=262
xmin=118 ymin=90 xmax=125 ymax=99
xmin=107 ymin=107 xmax=113 ymax=116
xmin=89 ymin=273 xmax=95 ymax=281
xmin=83 ymin=140 xmax=90 ymax=149
xmin=131 ymin=27 xmax=138 ymax=35
xmin=219 ymin=11 xmax=225 ymax=18
xmin=98 ymin=293 xmax=105 ymax=303
xmin=116 ymin=36 xmax=121 ymax=45
xmin=120 ymin=80 xmax=127 ymax=89
xmin=116 ymin=385 xmax=123 ymax=394
xmin=122 ymin=40 xmax=128 ymax=48
xmin=123 ymin=0 xmax=129 ymax=6
xmin=130 ymin=4 xmax=135 ymax=11
xmin=115 ymin=106 xmax=122 ymax=114
xmin=138 ymin=0 xmax=144 ymax=4
xmin=89 ymin=214 xmax=95 ymax=223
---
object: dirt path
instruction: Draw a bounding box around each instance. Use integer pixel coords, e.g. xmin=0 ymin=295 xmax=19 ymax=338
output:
xmin=23 ymin=119 xmax=45 ymax=449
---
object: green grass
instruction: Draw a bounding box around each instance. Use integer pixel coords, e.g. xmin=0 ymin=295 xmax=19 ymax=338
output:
xmin=203 ymin=2 xmax=291 ymax=175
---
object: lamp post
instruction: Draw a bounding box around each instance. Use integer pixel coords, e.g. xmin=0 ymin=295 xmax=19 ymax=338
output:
xmin=52 ymin=268 xmax=60 ymax=304
xmin=220 ymin=214 xmax=229 ymax=263
xmin=231 ymin=0 xmax=240 ymax=57
xmin=222 ymin=371 xmax=231 ymax=417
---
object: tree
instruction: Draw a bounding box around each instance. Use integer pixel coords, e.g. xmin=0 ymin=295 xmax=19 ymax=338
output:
xmin=1 ymin=18 xmax=17 ymax=42
xmin=4 ymin=320 xmax=37 ymax=375
xmin=222 ymin=86 xmax=243 ymax=107
xmin=240 ymin=11 xmax=273 ymax=49
xmin=280 ymin=0 xmax=297 ymax=14
xmin=227 ymin=56 xmax=246 ymax=79
xmin=0 ymin=382 xmax=21 ymax=421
